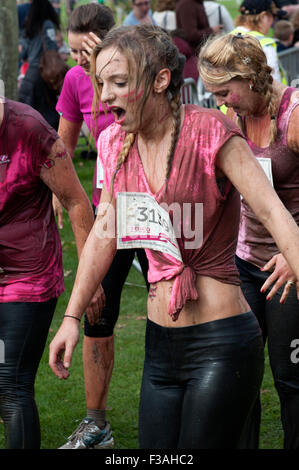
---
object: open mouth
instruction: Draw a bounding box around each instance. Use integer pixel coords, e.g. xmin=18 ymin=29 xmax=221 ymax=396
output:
xmin=110 ymin=106 xmax=126 ymax=124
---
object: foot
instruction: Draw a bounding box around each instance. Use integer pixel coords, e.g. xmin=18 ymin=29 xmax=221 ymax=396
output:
xmin=59 ymin=418 xmax=114 ymax=449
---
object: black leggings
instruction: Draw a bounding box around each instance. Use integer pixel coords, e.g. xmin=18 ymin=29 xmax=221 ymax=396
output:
xmin=236 ymin=255 xmax=299 ymax=449
xmin=139 ymin=312 xmax=264 ymax=449
xmin=84 ymin=248 xmax=149 ymax=337
xmin=0 ymin=299 xmax=56 ymax=449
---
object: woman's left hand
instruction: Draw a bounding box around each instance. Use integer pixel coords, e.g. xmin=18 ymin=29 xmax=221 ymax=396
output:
xmin=85 ymin=284 xmax=106 ymax=325
xmin=82 ymin=32 xmax=101 ymax=63
xmin=49 ymin=317 xmax=80 ymax=379
xmin=260 ymin=253 xmax=298 ymax=303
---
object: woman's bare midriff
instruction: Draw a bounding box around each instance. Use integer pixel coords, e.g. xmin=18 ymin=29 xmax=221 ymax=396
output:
xmin=147 ymin=275 xmax=250 ymax=327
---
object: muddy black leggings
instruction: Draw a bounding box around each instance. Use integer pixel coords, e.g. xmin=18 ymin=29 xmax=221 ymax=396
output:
xmin=139 ymin=312 xmax=264 ymax=449
xmin=236 ymin=255 xmax=299 ymax=449
xmin=0 ymin=299 xmax=56 ymax=449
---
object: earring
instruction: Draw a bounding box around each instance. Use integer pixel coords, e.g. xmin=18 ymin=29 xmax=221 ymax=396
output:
xmin=249 ymin=84 xmax=253 ymax=90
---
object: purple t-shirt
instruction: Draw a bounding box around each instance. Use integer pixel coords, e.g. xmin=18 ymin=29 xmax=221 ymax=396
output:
xmin=236 ymin=87 xmax=299 ymax=267
xmin=0 ymin=100 xmax=64 ymax=302
xmin=56 ymin=65 xmax=114 ymax=207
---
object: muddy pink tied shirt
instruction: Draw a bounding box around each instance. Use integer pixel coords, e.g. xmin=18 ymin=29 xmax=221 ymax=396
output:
xmin=237 ymin=87 xmax=299 ymax=267
xmin=56 ymin=65 xmax=114 ymax=207
xmin=0 ymin=100 xmax=64 ymax=302
xmin=99 ymin=105 xmax=243 ymax=320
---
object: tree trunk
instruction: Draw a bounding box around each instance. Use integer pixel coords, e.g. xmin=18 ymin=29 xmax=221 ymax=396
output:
xmin=0 ymin=0 xmax=19 ymax=100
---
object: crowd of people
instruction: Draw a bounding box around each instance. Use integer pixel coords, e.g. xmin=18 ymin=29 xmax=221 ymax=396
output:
xmin=1 ymin=0 xmax=299 ymax=450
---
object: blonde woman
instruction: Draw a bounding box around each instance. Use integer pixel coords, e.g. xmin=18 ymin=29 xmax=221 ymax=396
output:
xmin=198 ymin=32 xmax=299 ymax=449
xmin=50 ymin=25 xmax=299 ymax=449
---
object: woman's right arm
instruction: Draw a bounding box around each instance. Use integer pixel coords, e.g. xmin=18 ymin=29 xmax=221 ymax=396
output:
xmin=49 ymin=184 xmax=117 ymax=379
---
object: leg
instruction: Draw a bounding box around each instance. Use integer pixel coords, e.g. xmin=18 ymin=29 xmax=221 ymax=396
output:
xmin=235 ymin=256 xmax=268 ymax=449
xmin=138 ymin=320 xmax=184 ymax=449
xmin=0 ymin=299 xmax=56 ymax=449
xmin=265 ymin=285 xmax=299 ymax=449
xmin=178 ymin=333 xmax=264 ymax=448
xmin=139 ymin=362 xmax=184 ymax=449
xmin=83 ymin=335 xmax=114 ymax=410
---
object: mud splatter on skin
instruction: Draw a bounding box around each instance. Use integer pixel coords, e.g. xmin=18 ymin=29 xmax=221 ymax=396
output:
xmin=92 ymin=342 xmax=101 ymax=364
xmin=149 ymin=284 xmax=157 ymax=301
xmin=56 ymin=150 xmax=68 ymax=159
xmin=42 ymin=148 xmax=68 ymax=169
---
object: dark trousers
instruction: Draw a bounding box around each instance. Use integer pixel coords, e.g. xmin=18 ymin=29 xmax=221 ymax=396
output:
xmin=139 ymin=312 xmax=264 ymax=449
xmin=0 ymin=299 xmax=56 ymax=449
xmin=84 ymin=248 xmax=149 ymax=337
xmin=236 ymin=255 xmax=299 ymax=449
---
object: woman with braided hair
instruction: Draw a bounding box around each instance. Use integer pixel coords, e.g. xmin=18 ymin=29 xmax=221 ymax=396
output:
xmin=49 ymin=25 xmax=299 ymax=448
xmin=198 ymin=32 xmax=299 ymax=449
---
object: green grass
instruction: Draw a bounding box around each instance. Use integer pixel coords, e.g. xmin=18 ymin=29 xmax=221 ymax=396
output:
xmin=216 ymin=0 xmax=240 ymax=20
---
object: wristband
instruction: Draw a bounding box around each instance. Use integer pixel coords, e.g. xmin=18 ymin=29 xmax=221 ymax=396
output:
xmin=64 ymin=314 xmax=81 ymax=322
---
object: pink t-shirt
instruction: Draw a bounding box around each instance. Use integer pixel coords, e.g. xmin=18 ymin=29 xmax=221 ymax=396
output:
xmin=0 ymin=100 xmax=64 ymax=302
xmin=99 ymin=105 xmax=243 ymax=320
xmin=56 ymin=65 xmax=114 ymax=206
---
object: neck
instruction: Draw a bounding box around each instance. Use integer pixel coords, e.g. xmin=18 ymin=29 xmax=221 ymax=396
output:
xmin=256 ymin=25 xmax=268 ymax=35
xmin=241 ymin=22 xmax=267 ymax=36
xmin=250 ymin=82 xmax=286 ymax=118
xmin=254 ymin=81 xmax=286 ymax=116
xmin=138 ymin=97 xmax=174 ymax=143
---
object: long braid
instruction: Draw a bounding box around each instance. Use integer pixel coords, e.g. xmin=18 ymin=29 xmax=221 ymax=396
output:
xmin=251 ymin=59 xmax=278 ymax=144
xmin=265 ymin=85 xmax=278 ymax=144
xmin=110 ymin=132 xmax=136 ymax=193
xmin=165 ymin=93 xmax=182 ymax=189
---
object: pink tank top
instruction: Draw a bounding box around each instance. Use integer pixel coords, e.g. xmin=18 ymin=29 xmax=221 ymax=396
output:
xmin=237 ymin=87 xmax=299 ymax=267
xmin=99 ymin=105 xmax=243 ymax=320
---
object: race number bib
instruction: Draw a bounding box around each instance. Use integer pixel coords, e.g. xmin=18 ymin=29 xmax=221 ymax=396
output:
xmin=96 ymin=156 xmax=104 ymax=189
xmin=117 ymin=192 xmax=182 ymax=262
xmin=257 ymin=157 xmax=273 ymax=186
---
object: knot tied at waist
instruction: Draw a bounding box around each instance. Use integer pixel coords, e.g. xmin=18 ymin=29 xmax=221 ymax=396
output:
xmin=168 ymin=265 xmax=199 ymax=321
